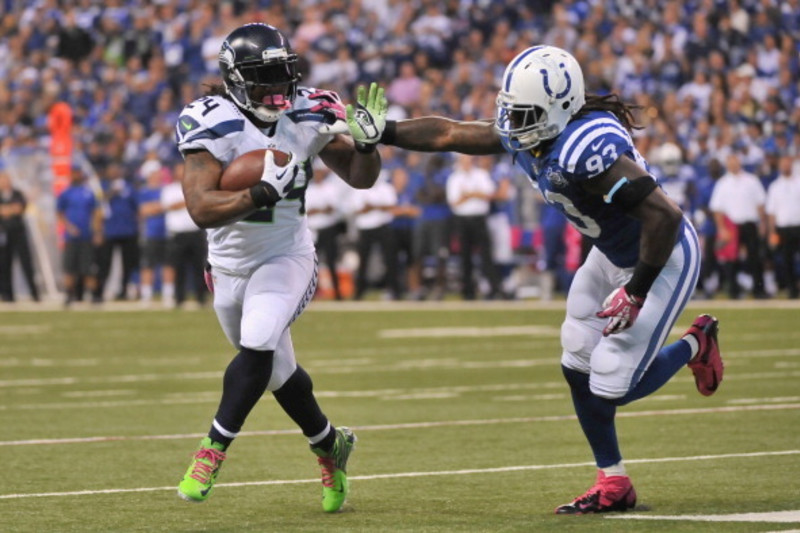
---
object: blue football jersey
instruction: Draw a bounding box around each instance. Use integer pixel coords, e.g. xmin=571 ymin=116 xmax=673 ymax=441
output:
xmin=501 ymin=111 xmax=651 ymax=268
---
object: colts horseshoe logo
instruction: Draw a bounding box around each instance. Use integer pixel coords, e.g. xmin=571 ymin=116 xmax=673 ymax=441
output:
xmin=540 ymin=63 xmax=572 ymax=99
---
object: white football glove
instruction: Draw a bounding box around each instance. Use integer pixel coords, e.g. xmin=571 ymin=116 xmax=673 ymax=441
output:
xmin=260 ymin=150 xmax=300 ymax=200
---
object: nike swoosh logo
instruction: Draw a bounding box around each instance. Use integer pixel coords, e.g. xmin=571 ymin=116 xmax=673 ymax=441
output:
xmin=180 ymin=119 xmax=194 ymax=130
xmin=591 ymin=140 xmax=603 ymax=151
xmin=200 ymin=487 xmax=211 ymax=496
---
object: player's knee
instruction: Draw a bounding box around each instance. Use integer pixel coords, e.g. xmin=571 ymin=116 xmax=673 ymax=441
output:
xmin=240 ymin=310 xmax=283 ymax=351
xmin=592 ymin=350 xmax=622 ymax=375
xmin=588 ymin=347 xmax=627 ymax=399
xmin=561 ymin=318 xmax=599 ymax=355
xmin=590 ymin=382 xmax=627 ymax=400
xmin=560 ymin=318 xmax=601 ymax=373
xmin=272 ymin=365 xmax=312 ymax=396
xmin=562 ymin=364 xmax=590 ymax=391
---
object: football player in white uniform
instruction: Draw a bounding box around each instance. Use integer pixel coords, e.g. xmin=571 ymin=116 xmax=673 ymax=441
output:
xmin=174 ymin=23 xmax=387 ymax=512
xmin=372 ymin=46 xmax=724 ymax=514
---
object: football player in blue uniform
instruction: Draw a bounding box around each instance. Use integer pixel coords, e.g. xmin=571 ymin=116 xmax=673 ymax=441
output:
xmin=174 ymin=23 xmax=387 ymax=512
xmin=374 ymin=46 xmax=724 ymax=514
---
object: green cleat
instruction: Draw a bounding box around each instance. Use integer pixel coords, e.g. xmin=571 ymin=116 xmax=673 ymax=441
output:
xmin=178 ymin=437 xmax=227 ymax=503
xmin=311 ymin=427 xmax=357 ymax=512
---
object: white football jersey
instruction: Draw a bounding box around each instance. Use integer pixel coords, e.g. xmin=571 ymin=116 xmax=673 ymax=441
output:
xmin=175 ymin=87 xmax=340 ymax=275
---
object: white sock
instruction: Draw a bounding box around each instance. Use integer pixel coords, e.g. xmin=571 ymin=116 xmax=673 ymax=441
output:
xmin=684 ymin=334 xmax=700 ymax=358
xmin=601 ymin=462 xmax=627 ymax=477
xmin=162 ymin=283 xmax=175 ymax=301
xmin=141 ymin=285 xmax=153 ymax=302
xmin=308 ymin=422 xmax=332 ymax=446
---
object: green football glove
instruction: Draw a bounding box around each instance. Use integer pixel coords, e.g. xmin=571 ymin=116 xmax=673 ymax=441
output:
xmin=345 ymin=82 xmax=388 ymax=149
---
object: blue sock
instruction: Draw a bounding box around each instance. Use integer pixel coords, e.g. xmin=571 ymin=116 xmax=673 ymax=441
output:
xmin=615 ymin=339 xmax=693 ymax=405
xmin=562 ymin=365 xmax=621 ymax=468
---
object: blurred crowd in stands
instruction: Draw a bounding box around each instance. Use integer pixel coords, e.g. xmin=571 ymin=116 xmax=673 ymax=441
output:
xmin=0 ymin=0 xmax=799 ymax=304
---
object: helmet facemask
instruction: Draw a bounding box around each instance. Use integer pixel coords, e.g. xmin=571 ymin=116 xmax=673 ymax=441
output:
xmin=495 ymin=93 xmax=559 ymax=152
xmin=220 ymin=38 xmax=299 ymax=123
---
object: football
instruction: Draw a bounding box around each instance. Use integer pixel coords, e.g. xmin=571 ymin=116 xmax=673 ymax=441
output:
xmin=219 ymin=149 xmax=292 ymax=191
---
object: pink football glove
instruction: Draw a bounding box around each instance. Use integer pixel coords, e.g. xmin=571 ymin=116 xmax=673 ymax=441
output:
xmin=596 ymin=287 xmax=645 ymax=336
xmin=308 ymin=89 xmax=346 ymax=122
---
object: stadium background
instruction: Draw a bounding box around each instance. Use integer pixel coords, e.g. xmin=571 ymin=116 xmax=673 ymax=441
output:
xmin=0 ymin=0 xmax=798 ymax=302
xmin=1 ymin=3 xmax=800 ymax=531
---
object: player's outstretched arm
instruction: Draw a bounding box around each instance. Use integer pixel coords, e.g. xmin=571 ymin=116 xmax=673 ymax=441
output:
xmin=330 ymin=84 xmax=505 ymax=155
xmin=384 ymin=117 xmax=505 ymax=155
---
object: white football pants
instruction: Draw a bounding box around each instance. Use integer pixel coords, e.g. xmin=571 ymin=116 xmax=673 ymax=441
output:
xmin=560 ymin=221 xmax=700 ymax=399
xmin=211 ymin=252 xmax=318 ymax=391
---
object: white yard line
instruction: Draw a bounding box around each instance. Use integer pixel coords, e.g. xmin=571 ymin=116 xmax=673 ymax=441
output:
xmin=1 ymin=449 xmax=797 ymax=501
xmin=0 ymin=325 xmax=51 ymax=334
xmin=607 ymin=511 xmax=800 ymax=523
xmin=2 ymin=402 xmax=799 ymax=446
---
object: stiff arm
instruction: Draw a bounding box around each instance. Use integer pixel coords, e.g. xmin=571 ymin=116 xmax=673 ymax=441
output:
xmin=389 ymin=117 xmax=506 ymax=155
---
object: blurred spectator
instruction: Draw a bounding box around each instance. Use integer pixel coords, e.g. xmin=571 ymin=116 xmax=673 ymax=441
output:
xmin=694 ymin=158 xmax=725 ymax=298
xmin=650 ymin=142 xmax=697 ymax=213
xmin=57 ymin=164 xmax=103 ymax=307
xmin=161 ymin=162 xmax=206 ymax=309
xmin=387 ymin=61 xmax=423 ymax=108
xmin=138 ymin=159 xmax=172 ymax=306
xmin=95 ymin=162 xmax=139 ymax=301
xmin=306 ymin=169 xmax=347 ymax=301
xmin=0 ymin=168 xmax=39 ymax=302
xmin=409 ymin=3 xmax=452 ymax=66
xmin=710 ymin=153 xmax=769 ymax=299
xmin=537 ymin=201 xmax=569 ymax=302
xmin=349 ymin=171 xmax=400 ymax=301
xmin=389 ymin=166 xmax=422 ymax=299
xmin=446 ymin=154 xmax=501 ymax=300
xmin=413 ymin=154 xmax=452 ymax=300
xmin=766 ymin=156 xmax=800 ymax=298
xmin=487 ymin=158 xmax=516 ymax=297
xmin=56 ymin=9 xmax=94 ymax=64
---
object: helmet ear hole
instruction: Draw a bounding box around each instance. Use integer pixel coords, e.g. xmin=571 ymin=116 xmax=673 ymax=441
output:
xmin=562 ymin=102 xmax=571 ymax=110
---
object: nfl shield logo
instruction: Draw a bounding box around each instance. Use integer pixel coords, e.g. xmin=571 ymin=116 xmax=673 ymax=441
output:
xmin=545 ymin=166 xmax=567 ymax=188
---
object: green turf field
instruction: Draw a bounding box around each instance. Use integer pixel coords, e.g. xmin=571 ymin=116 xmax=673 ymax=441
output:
xmin=2 ymin=301 xmax=799 ymax=532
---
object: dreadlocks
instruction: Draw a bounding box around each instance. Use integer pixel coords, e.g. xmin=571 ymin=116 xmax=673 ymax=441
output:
xmin=577 ymin=93 xmax=642 ymax=132
xmin=204 ymin=83 xmax=227 ymax=97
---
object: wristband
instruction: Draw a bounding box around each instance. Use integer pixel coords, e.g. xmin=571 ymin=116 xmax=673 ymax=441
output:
xmin=379 ymin=120 xmax=397 ymax=145
xmin=624 ymin=260 xmax=662 ymax=299
xmin=354 ymin=141 xmax=376 ymax=154
xmin=249 ymin=182 xmax=277 ymax=208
